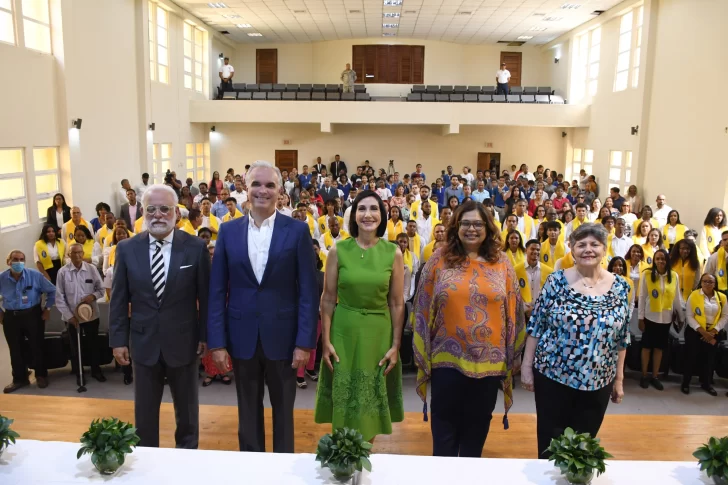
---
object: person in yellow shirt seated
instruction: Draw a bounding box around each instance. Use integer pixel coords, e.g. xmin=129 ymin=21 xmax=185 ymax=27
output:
xmin=296 ymin=202 xmax=320 ymax=238
xmin=103 ymin=219 xmax=134 ymax=247
xmin=540 ymin=221 xmax=568 ymax=268
xmin=504 ymin=229 xmax=526 ymax=268
xmin=180 ymin=208 xmax=203 ymax=235
xmin=199 ymin=198 xmax=221 ymax=240
xmin=318 ymin=216 xmax=350 ymax=256
xmin=96 ymin=212 xmax=118 ymax=244
xmin=318 ymin=199 xmax=343 ymax=235
xmin=423 ymin=223 xmax=446 ymax=263
xmin=514 ymin=239 xmax=554 ymax=316
xmin=62 ymin=206 xmax=94 ymax=244
xmin=222 ymin=197 xmax=243 ymax=222
xmin=410 ymin=185 xmax=439 ymax=221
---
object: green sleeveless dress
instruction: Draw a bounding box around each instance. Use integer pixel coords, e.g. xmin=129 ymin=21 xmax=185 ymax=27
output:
xmin=314 ymin=238 xmax=404 ymax=441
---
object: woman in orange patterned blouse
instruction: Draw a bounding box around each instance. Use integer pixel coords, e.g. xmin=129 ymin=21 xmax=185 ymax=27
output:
xmin=413 ymin=200 xmax=525 ymax=457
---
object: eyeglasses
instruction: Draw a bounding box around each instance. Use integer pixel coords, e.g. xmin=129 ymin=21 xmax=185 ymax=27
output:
xmin=702 ymin=280 xmax=716 ymax=285
xmin=146 ymin=205 xmax=173 ymax=215
xmin=458 ymin=221 xmax=486 ymax=230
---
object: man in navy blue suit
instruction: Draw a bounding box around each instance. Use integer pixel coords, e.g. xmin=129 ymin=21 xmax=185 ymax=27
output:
xmin=208 ymin=160 xmax=318 ymax=453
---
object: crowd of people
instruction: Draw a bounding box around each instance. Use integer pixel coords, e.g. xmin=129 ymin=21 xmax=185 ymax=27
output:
xmin=2 ymin=156 xmax=728 ymax=459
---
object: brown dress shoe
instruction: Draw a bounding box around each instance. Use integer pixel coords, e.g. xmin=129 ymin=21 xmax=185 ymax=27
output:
xmin=3 ymin=380 xmax=30 ymax=394
xmin=36 ymin=377 xmax=48 ymax=389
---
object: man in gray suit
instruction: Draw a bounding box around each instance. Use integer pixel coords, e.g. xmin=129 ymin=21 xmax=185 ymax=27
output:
xmin=119 ymin=188 xmax=144 ymax=230
xmin=110 ymin=184 xmax=210 ymax=448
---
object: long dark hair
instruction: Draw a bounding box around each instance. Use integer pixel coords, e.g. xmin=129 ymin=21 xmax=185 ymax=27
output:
xmin=209 ymin=171 xmax=221 ymax=195
xmin=348 ymin=190 xmax=387 ymax=238
xmin=704 ymin=207 xmax=727 ymax=228
xmin=608 ymin=256 xmax=628 ymax=277
xmin=649 ymin=248 xmax=672 ymax=283
xmin=442 ymin=201 xmax=501 ymax=268
xmin=38 ymin=224 xmax=57 ymax=243
xmin=52 ymin=193 xmax=70 ymax=210
xmin=666 ymin=209 xmax=681 ymax=226
xmin=504 ymin=229 xmax=525 ymax=254
xmin=669 ymin=239 xmax=699 ymax=271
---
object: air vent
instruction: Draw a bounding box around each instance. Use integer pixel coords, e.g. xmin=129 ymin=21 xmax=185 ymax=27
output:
xmin=220 ymin=30 xmax=230 ymax=34
xmin=349 ymin=9 xmax=361 ymax=13
xmin=497 ymin=40 xmax=525 ymax=46
xmin=560 ymin=3 xmax=581 ymax=9
xmin=529 ymin=26 xmax=548 ymax=31
xmin=591 ymin=10 xmax=605 ymax=15
xmin=404 ymin=10 xmax=417 ymax=14
xmin=222 ymin=14 xmax=241 ymax=19
xmin=532 ymin=12 xmax=546 ymax=16
xmin=457 ymin=11 xmax=473 ymax=15
xmin=292 ymin=9 xmax=306 ymax=14
xmin=543 ymin=16 xmax=563 ymax=21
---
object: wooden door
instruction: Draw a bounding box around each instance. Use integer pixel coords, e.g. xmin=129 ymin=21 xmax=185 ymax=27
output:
xmin=500 ymin=52 xmax=522 ymax=87
xmin=478 ymin=152 xmax=500 ymax=174
xmin=256 ymin=49 xmax=277 ymax=84
xmin=275 ymin=150 xmax=297 ymax=174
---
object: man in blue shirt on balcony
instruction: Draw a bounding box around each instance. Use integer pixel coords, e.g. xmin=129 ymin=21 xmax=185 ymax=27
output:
xmin=0 ymin=250 xmax=56 ymax=393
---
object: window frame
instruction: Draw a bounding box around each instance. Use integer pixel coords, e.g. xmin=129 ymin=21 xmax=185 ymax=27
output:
xmin=185 ymin=142 xmax=207 ymax=182
xmin=183 ymin=21 xmax=208 ymax=95
xmin=149 ymin=3 xmax=169 ymax=84
xmin=33 ymin=146 xmax=60 ymax=221
xmin=0 ymin=148 xmax=29 ymax=232
xmin=570 ymin=26 xmax=601 ymax=103
xmin=614 ymin=6 xmax=643 ymax=92
xmin=21 ymin=0 xmax=51 ymax=54
xmin=0 ymin=0 xmax=16 ymax=46
xmin=153 ymin=142 xmax=172 ymax=184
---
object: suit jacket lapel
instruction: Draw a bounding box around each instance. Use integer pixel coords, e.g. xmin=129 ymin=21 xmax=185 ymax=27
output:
xmin=240 ymin=216 xmax=257 ymax=284
xmin=134 ymin=232 xmax=159 ymax=308
xmin=162 ymin=230 xmax=185 ymax=303
xmin=260 ymin=215 xmax=289 ymax=287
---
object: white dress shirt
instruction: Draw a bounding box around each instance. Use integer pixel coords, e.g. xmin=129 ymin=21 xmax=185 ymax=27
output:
xmin=277 ymin=207 xmax=292 ymax=217
xmin=343 ymin=206 xmax=352 ymax=234
xmin=201 ymin=214 xmax=221 ymax=229
xmin=496 ymin=69 xmax=511 ymax=83
xmin=638 ymin=273 xmax=683 ymax=324
xmin=54 ymin=210 xmax=64 ymax=230
xmin=517 ymin=215 xmax=538 ymax=240
xmin=248 ymin=211 xmax=276 ymax=284
xmin=149 ymin=231 xmax=174 ymax=282
xmin=686 ymin=290 xmax=728 ymax=332
xmin=136 ymin=182 xmax=149 ymax=199
xmin=416 ymin=215 xmax=435 ymax=246
xmin=33 ymin=241 xmax=60 ymax=263
xmin=128 ymin=203 xmax=139 ymax=226
xmin=231 ymin=190 xmax=248 ymax=206
xmin=653 ymin=205 xmax=673 ymax=228
xmin=610 ymin=234 xmax=632 ymax=259
xmin=54 ymin=261 xmax=105 ymax=322
xmin=219 ymin=64 xmax=235 ymax=79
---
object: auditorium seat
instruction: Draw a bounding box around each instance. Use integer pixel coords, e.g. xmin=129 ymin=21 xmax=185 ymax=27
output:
xmin=524 ymin=86 xmax=538 ymax=95
xmin=297 ymin=92 xmax=311 ymax=100
xmin=341 ymin=92 xmax=356 ymax=101
xmin=238 ymin=92 xmax=253 ymax=100
xmin=232 ymin=83 xmax=246 ymax=92
xmin=267 ymin=92 xmax=282 ymax=100
xmin=464 ymin=93 xmax=478 ymax=102
xmin=507 ymin=94 xmax=521 ymax=103
xmin=326 ymin=84 xmax=340 ymax=92
xmin=510 ymin=86 xmax=523 ymax=95
xmin=535 ymin=94 xmax=550 ymax=104
xmin=407 ymin=93 xmax=421 ymax=102
xmin=311 ymin=92 xmax=326 ymax=101
xmin=312 ymin=84 xmax=325 ymax=92
xmin=222 ymin=91 xmax=237 ymax=100
xmin=440 ymin=86 xmax=454 ymax=94
xmin=550 ymin=95 xmax=565 ymax=104
xmin=272 ymin=84 xmax=286 ymax=92
xmin=426 ymin=85 xmax=440 ymax=94
xmin=453 ymin=85 xmax=467 ymax=94
xmin=450 ymin=93 xmax=464 ymax=102
xmin=259 ymin=83 xmax=273 ymax=92
xmin=326 ymin=92 xmax=340 ymax=101
xmin=538 ymin=86 xmax=553 ymax=94
xmin=482 ymin=86 xmax=496 ymax=95
xmin=355 ymin=93 xmax=371 ymax=101
xmin=467 ymin=86 xmax=482 ymax=94
xmin=282 ymin=92 xmax=296 ymax=100
xmin=299 ymin=83 xmax=312 ymax=92
xmin=252 ymin=92 xmax=267 ymax=100
xmin=285 ymin=84 xmax=299 ymax=91
xmin=246 ymin=83 xmax=259 ymax=92
xmin=354 ymin=84 xmax=366 ymax=93
xmin=435 ymin=94 xmax=449 ymax=102
xmin=422 ymin=93 xmax=435 ymax=102
xmin=412 ymin=85 xmax=426 ymax=93
xmin=478 ymin=94 xmax=492 ymax=103
xmin=521 ymin=94 xmax=535 ymax=103
xmin=493 ymin=94 xmax=506 ymax=103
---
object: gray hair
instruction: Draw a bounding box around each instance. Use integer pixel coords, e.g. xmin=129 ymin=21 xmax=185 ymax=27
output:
xmin=569 ymin=222 xmax=608 ymax=247
xmin=179 ymin=207 xmax=189 ymax=219
xmin=141 ymin=184 xmax=178 ymax=208
xmin=246 ymin=160 xmax=282 ymax=187
xmin=68 ymin=243 xmax=84 ymax=253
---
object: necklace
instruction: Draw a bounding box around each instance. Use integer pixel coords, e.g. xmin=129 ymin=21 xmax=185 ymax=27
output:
xmin=356 ymin=238 xmax=377 ymax=259
xmin=575 ymin=267 xmax=602 ymax=289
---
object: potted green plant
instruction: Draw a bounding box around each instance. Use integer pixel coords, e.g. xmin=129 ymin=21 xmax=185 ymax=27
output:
xmin=545 ymin=427 xmax=612 ymax=484
xmin=0 ymin=415 xmax=20 ymax=459
xmin=315 ymin=427 xmax=372 ymax=483
xmin=77 ymin=418 xmax=140 ymax=475
xmin=693 ymin=436 xmax=728 ymax=484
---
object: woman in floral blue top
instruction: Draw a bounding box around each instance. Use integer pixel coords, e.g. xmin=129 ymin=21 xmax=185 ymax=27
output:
xmin=521 ymin=223 xmax=631 ymax=458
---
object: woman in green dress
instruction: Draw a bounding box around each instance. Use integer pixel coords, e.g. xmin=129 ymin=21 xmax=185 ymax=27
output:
xmin=315 ymin=190 xmax=405 ymax=442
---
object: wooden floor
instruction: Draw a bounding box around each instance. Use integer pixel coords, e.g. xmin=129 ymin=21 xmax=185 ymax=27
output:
xmin=1 ymin=394 xmax=725 ymax=461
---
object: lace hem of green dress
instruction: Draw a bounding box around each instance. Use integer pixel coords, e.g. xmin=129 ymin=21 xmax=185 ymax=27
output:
xmin=317 ymin=368 xmax=404 ymax=421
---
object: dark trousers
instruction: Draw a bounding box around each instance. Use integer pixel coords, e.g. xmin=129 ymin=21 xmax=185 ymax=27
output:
xmin=3 ymin=305 xmax=46 ymax=380
xmin=232 ymin=339 xmax=297 ymax=453
xmin=430 ymin=368 xmax=501 ymax=457
xmin=133 ymin=357 xmax=199 ymax=449
xmin=682 ymin=326 xmax=718 ymax=387
xmin=497 ymin=82 xmax=509 ymax=95
xmin=218 ymin=79 xmax=232 ymax=98
xmin=534 ymin=370 xmax=612 ymax=458
xmin=68 ymin=319 xmax=101 ymax=377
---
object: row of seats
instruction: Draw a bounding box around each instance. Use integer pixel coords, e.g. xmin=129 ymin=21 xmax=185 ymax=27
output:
xmin=412 ymin=85 xmax=554 ymax=95
xmin=229 ymin=83 xmax=366 ymax=93
xmin=222 ymin=91 xmax=371 ymax=101
xmin=406 ymin=93 xmax=565 ymax=104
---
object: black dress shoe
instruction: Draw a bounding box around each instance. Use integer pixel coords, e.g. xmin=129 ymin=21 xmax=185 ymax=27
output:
xmin=124 ymin=374 xmax=133 ymax=385
xmin=639 ymin=376 xmax=649 ymax=389
xmin=92 ymin=371 xmax=107 ymax=383
xmin=681 ymin=384 xmax=690 ymax=395
xmin=701 ymin=386 xmax=718 ymax=397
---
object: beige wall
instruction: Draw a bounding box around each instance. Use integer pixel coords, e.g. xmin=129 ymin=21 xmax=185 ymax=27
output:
xmin=209 ymin=123 xmax=567 ymax=179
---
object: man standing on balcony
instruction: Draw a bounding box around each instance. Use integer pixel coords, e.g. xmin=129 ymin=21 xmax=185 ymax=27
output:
xmin=218 ymin=57 xmax=235 ymax=99
xmin=340 ymin=63 xmax=356 ymax=94
xmin=496 ymin=62 xmax=510 ymax=96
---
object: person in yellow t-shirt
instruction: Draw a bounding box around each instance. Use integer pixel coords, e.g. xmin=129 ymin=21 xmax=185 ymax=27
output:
xmin=318 ymin=216 xmax=350 ymax=256
xmin=423 ymin=223 xmax=446 ymax=263
xmin=34 ymin=223 xmax=65 ymax=284
xmin=222 ymin=197 xmax=243 ymax=222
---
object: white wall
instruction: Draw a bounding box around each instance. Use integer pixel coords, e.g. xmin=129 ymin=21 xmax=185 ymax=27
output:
xmin=209 ymin=123 xmax=567 ymax=179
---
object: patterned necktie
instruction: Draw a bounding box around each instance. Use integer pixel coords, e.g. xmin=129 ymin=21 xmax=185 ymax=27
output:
xmin=151 ymin=240 xmax=166 ymax=302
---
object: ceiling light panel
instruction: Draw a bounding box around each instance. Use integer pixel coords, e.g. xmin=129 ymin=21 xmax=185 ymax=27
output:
xmin=247 ymin=32 xmax=263 ymax=36
xmin=207 ymin=2 xmax=227 ymax=8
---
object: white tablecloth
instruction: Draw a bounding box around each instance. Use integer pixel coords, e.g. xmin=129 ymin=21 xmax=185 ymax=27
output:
xmin=0 ymin=440 xmax=708 ymax=484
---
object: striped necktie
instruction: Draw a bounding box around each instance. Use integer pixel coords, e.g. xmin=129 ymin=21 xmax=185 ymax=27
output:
xmin=151 ymin=240 xmax=166 ymax=302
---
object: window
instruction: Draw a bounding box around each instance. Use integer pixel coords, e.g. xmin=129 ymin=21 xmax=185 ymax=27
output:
xmin=624 ymin=151 xmax=633 ymax=193
xmin=615 ymin=7 xmax=643 ymax=92
xmin=185 ymin=143 xmax=206 ymax=182
xmin=153 ymin=143 xmax=171 ymax=184
xmin=0 ymin=149 xmax=28 ymax=231
xmin=570 ymin=27 xmax=601 ymax=102
xmin=566 ymin=148 xmax=582 ymax=183
xmin=0 ymin=0 xmax=15 ymax=46
xmin=33 ymin=147 xmax=59 ymax=219
xmin=183 ymin=22 xmax=208 ymax=95
xmin=22 ymin=0 xmax=51 ymax=54
xmin=583 ymin=149 xmax=594 ymax=176
xmin=149 ymin=4 xmax=168 ymax=84
xmin=607 ymin=150 xmax=633 ymax=192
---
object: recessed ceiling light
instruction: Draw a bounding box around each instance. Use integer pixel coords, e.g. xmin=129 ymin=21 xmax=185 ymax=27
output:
xmin=517 ymin=35 xmax=533 ymax=40
xmin=383 ymin=0 xmax=403 ymax=5
xmin=543 ymin=16 xmax=564 ymax=21
xmin=560 ymin=3 xmax=582 ymax=9
xmin=383 ymin=23 xmax=399 ymax=28
xmin=236 ymin=23 xmax=251 ymax=28
xmin=207 ymin=2 xmax=227 ymax=8
xmin=383 ymin=12 xmax=400 ymax=18
xmin=529 ymin=26 xmax=548 ymax=31
xmin=222 ymin=14 xmax=240 ymax=19
xmin=382 ymin=32 xmax=396 ymax=36
xmin=247 ymin=32 xmax=263 ymax=36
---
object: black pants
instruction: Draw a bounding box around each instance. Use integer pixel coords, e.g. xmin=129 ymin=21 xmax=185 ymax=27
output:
xmin=68 ymin=319 xmax=101 ymax=377
xmin=534 ymin=370 xmax=612 ymax=458
xmin=46 ymin=259 xmax=62 ymax=286
xmin=218 ymin=79 xmax=232 ymax=98
xmin=3 ymin=306 xmax=46 ymax=380
xmin=232 ymin=339 xmax=297 ymax=453
xmin=497 ymin=82 xmax=509 ymax=95
xmin=682 ymin=326 xmax=718 ymax=387
xmin=133 ymin=357 xmax=199 ymax=449
xmin=430 ymin=368 xmax=501 ymax=457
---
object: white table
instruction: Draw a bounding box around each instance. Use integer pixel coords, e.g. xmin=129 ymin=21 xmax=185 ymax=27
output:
xmin=0 ymin=440 xmax=709 ymax=484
